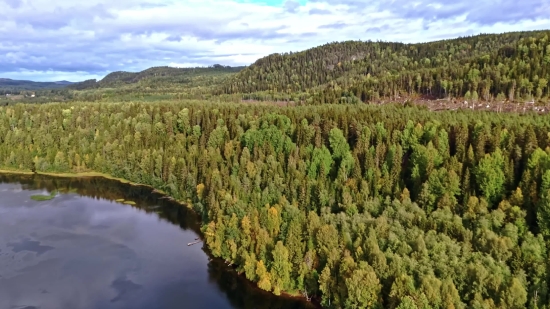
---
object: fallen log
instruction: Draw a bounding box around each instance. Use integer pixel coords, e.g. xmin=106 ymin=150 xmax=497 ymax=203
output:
xmin=187 ymin=240 xmax=203 ymax=246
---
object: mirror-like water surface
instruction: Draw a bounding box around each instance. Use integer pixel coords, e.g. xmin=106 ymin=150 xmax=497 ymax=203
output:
xmin=0 ymin=174 xmax=315 ymax=309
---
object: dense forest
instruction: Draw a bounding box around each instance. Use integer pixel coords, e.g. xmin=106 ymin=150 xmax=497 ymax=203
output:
xmin=218 ymin=30 xmax=550 ymax=105
xmin=4 ymin=30 xmax=549 ymax=108
xmin=67 ymin=65 xmax=244 ymax=90
xmin=1 ymin=101 xmax=549 ymax=308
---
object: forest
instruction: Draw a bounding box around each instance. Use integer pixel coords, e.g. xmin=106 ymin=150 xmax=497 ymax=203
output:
xmin=4 ymin=30 xmax=549 ymax=108
xmin=0 ymin=65 xmax=245 ymax=104
xmin=218 ymin=30 xmax=550 ymax=105
xmin=1 ymin=101 xmax=549 ymax=309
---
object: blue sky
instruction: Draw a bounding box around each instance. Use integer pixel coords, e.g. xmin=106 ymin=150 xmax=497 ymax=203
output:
xmin=0 ymin=0 xmax=549 ymax=82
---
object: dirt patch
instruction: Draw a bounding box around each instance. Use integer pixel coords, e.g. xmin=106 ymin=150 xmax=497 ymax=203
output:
xmin=241 ymin=99 xmax=296 ymax=107
xmin=242 ymin=97 xmax=549 ymax=114
xmin=7 ymin=95 xmax=24 ymax=101
xmin=372 ymin=97 xmax=550 ymax=114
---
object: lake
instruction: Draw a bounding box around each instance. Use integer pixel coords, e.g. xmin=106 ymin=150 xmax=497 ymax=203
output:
xmin=0 ymin=174 xmax=316 ymax=309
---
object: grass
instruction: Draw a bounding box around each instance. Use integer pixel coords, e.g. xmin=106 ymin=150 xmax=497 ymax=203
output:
xmin=31 ymin=190 xmax=57 ymax=201
xmin=1 ymin=169 xmax=178 ymax=204
xmin=0 ymin=169 xmax=34 ymax=175
xmin=37 ymin=171 xmax=134 ymax=184
xmin=30 ymin=195 xmax=54 ymax=201
xmin=0 ymin=169 xmax=138 ymax=185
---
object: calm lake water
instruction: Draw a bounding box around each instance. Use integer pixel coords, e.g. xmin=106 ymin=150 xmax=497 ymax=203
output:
xmin=0 ymin=174 xmax=315 ymax=309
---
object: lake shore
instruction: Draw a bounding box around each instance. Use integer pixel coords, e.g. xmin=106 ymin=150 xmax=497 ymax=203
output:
xmin=0 ymin=168 xmax=320 ymax=308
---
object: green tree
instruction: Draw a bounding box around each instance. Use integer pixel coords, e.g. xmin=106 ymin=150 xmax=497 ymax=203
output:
xmin=476 ymin=148 xmax=505 ymax=204
xmin=344 ymin=262 xmax=382 ymax=309
xmin=271 ymin=241 xmax=292 ymax=295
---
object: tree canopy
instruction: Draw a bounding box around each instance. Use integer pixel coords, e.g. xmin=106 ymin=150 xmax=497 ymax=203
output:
xmin=1 ymin=101 xmax=549 ymax=308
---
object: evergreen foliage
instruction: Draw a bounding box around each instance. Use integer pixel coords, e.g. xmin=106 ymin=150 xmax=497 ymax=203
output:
xmin=218 ymin=30 xmax=550 ymax=104
xmin=5 ymin=31 xmax=550 ymax=107
xmin=1 ymin=101 xmax=549 ymax=308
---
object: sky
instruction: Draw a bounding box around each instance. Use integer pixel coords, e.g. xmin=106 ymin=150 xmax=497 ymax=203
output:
xmin=0 ymin=0 xmax=549 ymax=82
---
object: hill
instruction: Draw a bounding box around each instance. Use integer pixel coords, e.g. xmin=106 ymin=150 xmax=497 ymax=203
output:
xmin=217 ymin=30 xmax=550 ymax=105
xmin=67 ymin=65 xmax=245 ymax=90
xmin=2 ymin=31 xmax=550 ymax=309
xmin=0 ymin=78 xmax=75 ymax=91
xmin=7 ymin=30 xmax=549 ymax=110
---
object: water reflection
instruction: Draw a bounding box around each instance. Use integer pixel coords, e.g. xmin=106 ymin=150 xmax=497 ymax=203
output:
xmin=0 ymin=173 xmax=316 ymax=309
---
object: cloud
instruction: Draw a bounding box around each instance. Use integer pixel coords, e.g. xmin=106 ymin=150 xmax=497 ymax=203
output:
xmin=309 ymin=8 xmax=331 ymax=15
xmin=283 ymin=0 xmax=300 ymax=13
xmin=318 ymin=22 xmax=348 ymax=29
xmin=4 ymin=0 xmax=22 ymax=9
xmin=365 ymin=25 xmax=390 ymax=33
xmin=165 ymin=35 xmax=183 ymax=42
xmin=380 ymin=0 xmax=550 ymax=25
xmin=0 ymin=0 xmax=548 ymax=81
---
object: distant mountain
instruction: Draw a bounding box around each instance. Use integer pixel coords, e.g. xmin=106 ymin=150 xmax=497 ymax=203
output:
xmin=54 ymin=80 xmax=74 ymax=85
xmin=67 ymin=65 xmax=245 ymax=90
xmin=0 ymin=78 xmax=75 ymax=91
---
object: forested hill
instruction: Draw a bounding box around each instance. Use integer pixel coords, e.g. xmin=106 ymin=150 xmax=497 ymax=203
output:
xmin=0 ymin=78 xmax=74 ymax=91
xmin=8 ymin=31 xmax=550 ymax=107
xmin=218 ymin=30 xmax=550 ymax=104
xmin=68 ymin=65 xmax=245 ymax=90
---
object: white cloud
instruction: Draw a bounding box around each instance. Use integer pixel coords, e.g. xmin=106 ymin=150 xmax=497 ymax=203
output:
xmin=168 ymin=62 xmax=206 ymax=68
xmin=0 ymin=0 xmax=548 ymax=81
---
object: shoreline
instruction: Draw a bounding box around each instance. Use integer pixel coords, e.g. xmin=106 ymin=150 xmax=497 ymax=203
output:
xmin=0 ymin=169 xmax=135 ymax=184
xmin=0 ymin=169 xmax=171 ymax=196
xmin=0 ymin=168 xmax=319 ymax=307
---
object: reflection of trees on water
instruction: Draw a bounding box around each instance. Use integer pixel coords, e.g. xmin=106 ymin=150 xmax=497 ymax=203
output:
xmin=206 ymin=257 xmax=317 ymax=309
xmin=0 ymin=173 xmax=199 ymax=231
xmin=0 ymin=173 xmax=316 ymax=309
